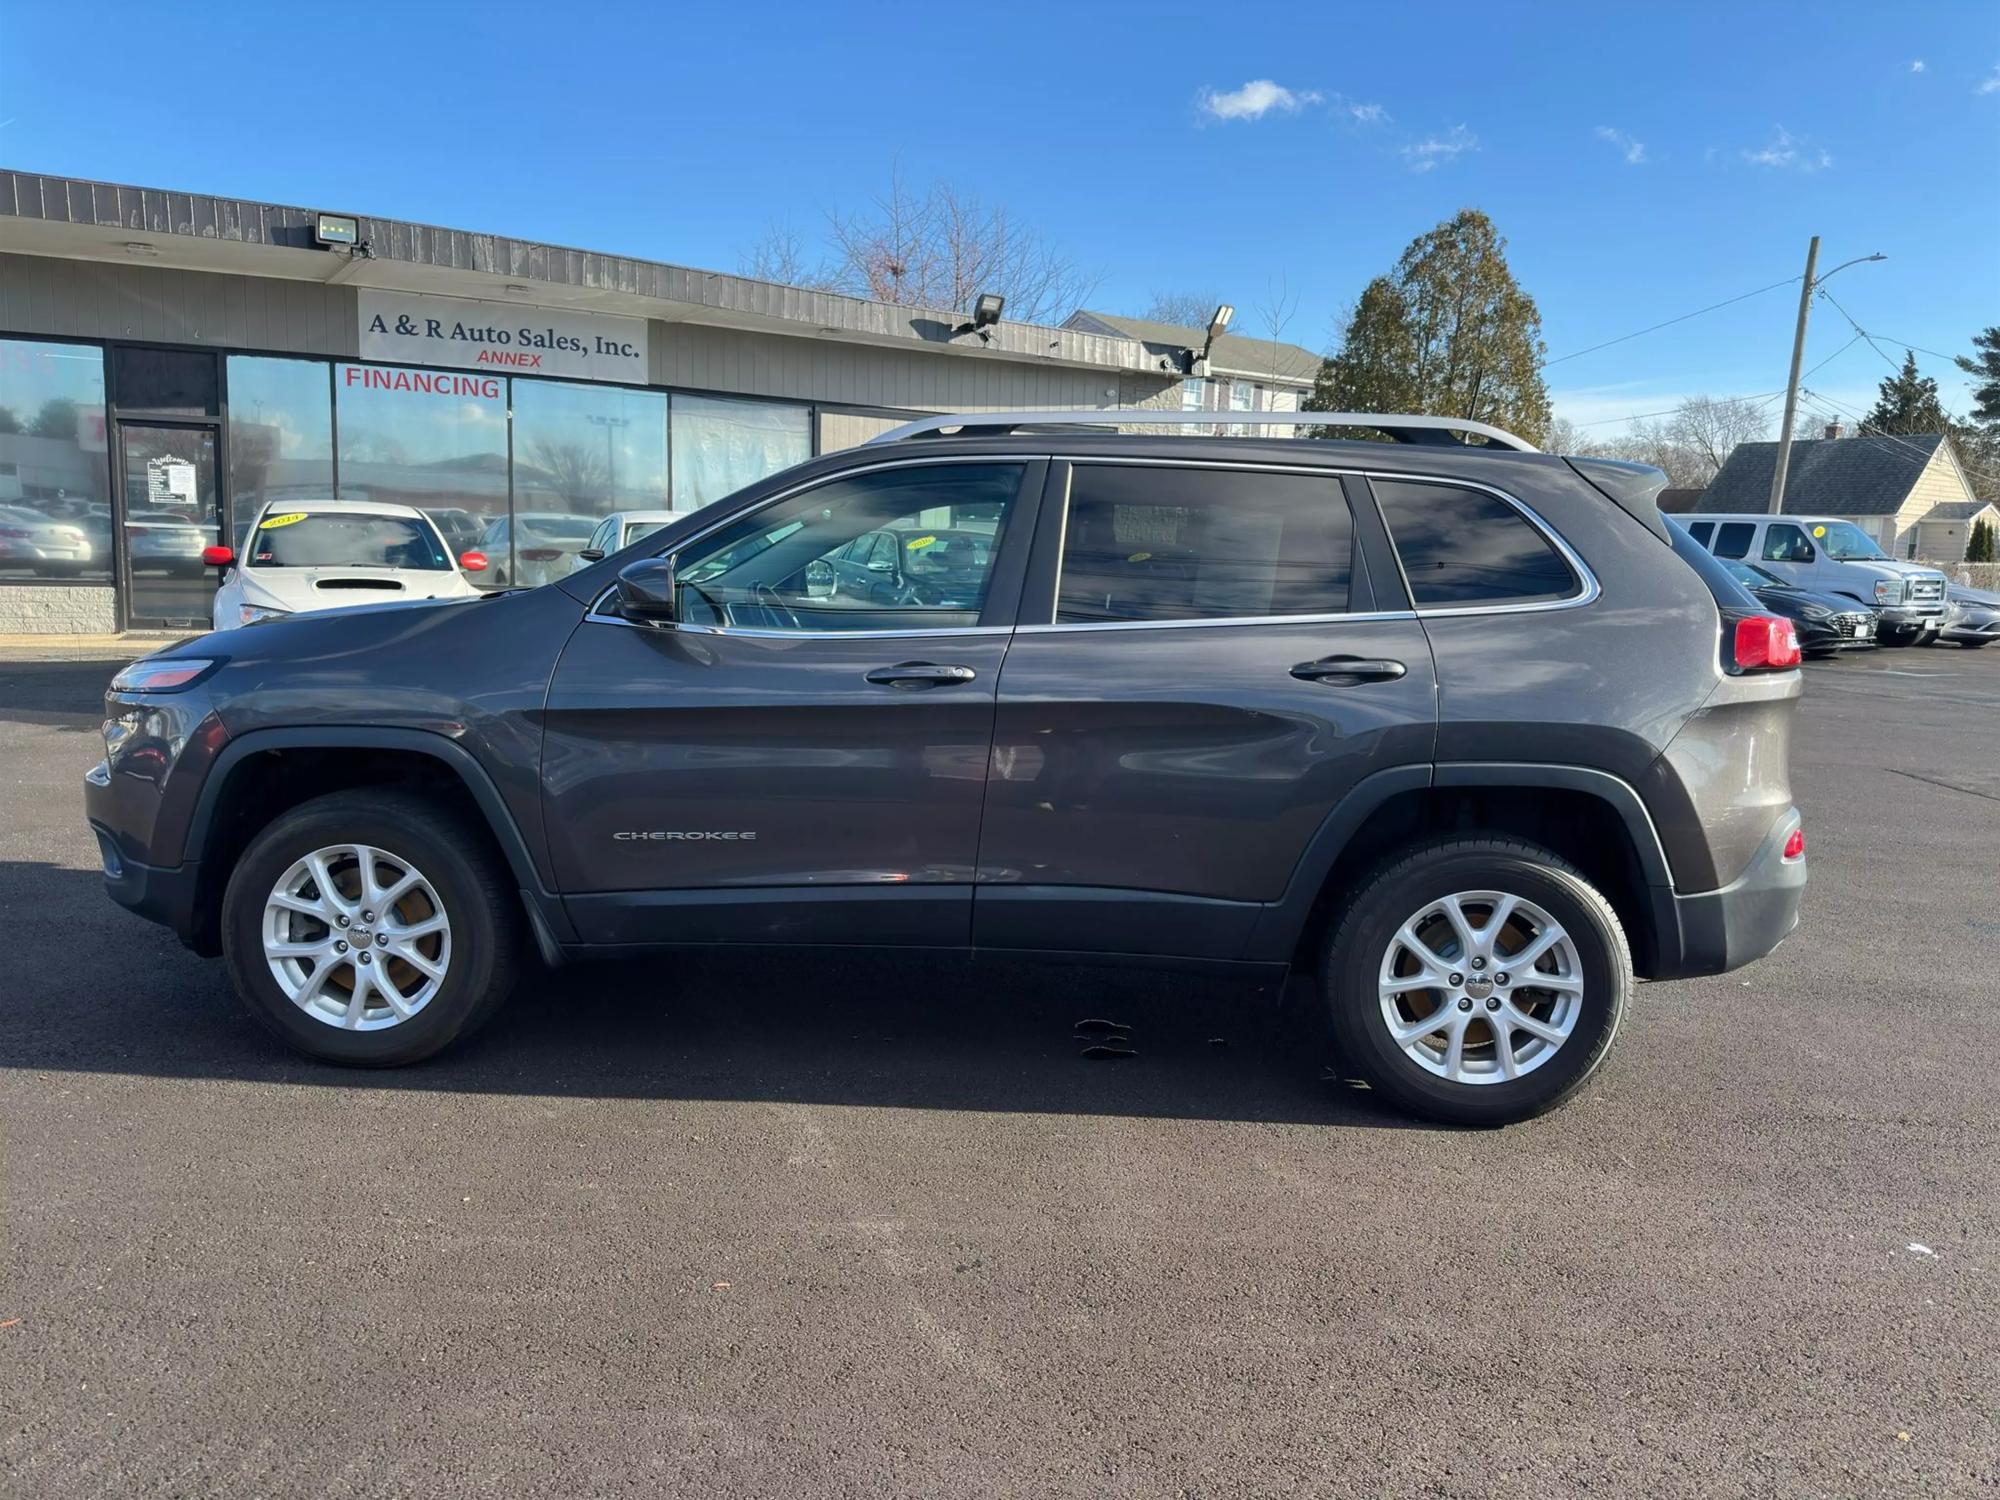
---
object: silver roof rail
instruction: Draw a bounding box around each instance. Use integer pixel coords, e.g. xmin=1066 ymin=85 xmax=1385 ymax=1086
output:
xmin=867 ymin=409 xmax=1540 ymax=452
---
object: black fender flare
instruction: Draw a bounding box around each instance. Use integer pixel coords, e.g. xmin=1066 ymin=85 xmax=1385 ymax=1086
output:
xmin=1244 ymin=761 xmax=1675 ymax=963
xmin=184 ymin=726 xmax=574 ymax=943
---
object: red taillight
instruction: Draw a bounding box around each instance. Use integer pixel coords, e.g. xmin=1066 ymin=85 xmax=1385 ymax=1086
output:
xmin=1782 ymin=826 xmax=1805 ymax=862
xmin=1733 ymin=615 xmax=1802 ymax=671
xmin=201 ymin=544 xmax=234 ymax=568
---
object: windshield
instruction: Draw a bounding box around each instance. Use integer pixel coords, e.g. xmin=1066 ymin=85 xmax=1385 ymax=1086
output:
xmin=1723 ymin=560 xmax=1785 ymax=589
xmin=1817 ymin=521 xmax=1888 ymax=561
xmin=622 ymin=520 xmax=675 ymax=547
xmin=249 ymin=512 xmax=450 ymax=570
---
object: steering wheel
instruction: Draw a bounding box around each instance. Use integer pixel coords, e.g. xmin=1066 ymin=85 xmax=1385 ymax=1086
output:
xmin=753 ymin=580 xmax=804 ymax=630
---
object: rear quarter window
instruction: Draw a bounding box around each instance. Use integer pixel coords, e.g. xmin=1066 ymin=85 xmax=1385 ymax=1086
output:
xmin=1374 ymin=480 xmax=1580 ymax=607
xmin=1713 ymin=522 xmax=1756 ymax=559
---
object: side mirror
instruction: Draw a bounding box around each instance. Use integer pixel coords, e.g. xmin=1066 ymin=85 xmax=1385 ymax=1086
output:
xmin=577 ymin=548 xmax=606 ymax=563
xmin=615 ymin=555 xmax=678 ymax=623
xmin=458 ymin=550 xmax=489 ymax=573
xmin=201 ymin=545 xmax=235 ymax=569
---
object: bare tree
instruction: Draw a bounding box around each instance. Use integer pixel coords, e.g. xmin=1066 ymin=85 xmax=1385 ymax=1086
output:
xmin=1143 ymin=290 xmax=1228 ymax=328
xmin=525 ymin=437 xmax=611 ymax=508
xmin=739 ymin=167 xmax=1098 ymax=325
xmin=1255 ymin=273 xmax=1303 ymax=384
xmin=1664 ymin=395 xmax=1771 ymax=481
xmin=1549 ymin=396 xmax=1769 ymax=488
xmin=738 ymin=225 xmax=838 ymax=290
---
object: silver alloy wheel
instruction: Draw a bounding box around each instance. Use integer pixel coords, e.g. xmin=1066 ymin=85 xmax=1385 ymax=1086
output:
xmin=1377 ymin=890 xmax=1583 ymax=1086
xmin=261 ymin=844 xmax=452 ymax=1031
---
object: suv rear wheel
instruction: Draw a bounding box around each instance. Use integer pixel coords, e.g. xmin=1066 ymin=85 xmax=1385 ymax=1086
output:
xmin=1322 ymin=838 xmax=1630 ymax=1125
xmin=220 ymin=790 xmax=520 ymax=1065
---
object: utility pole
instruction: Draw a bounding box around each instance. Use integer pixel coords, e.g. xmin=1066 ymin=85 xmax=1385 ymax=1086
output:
xmin=1767 ymin=236 xmax=1820 ymax=515
xmin=1766 ymin=242 xmax=1887 ymax=514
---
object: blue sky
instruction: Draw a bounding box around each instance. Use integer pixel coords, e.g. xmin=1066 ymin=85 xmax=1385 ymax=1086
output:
xmin=2 ymin=0 xmax=1995 ymax=431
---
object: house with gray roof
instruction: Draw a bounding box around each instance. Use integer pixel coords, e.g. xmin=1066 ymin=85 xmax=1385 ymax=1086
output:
xmin=1061 ymin=310 xmax=1321 ymax=431
xmin=1692 ymin=429 xmax=1995 ymax=561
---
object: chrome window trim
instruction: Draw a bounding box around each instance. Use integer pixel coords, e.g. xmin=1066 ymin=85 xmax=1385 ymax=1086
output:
xmin=586 ymin=452 xmax=1044 ymax=632
xmin=1024 ymin=457 xmax=1598 ymax=632
xmin=1365 ymin=469 xmax=1600 ymax=619
xmin=582 ymin=449 xmax=1600 ymax=636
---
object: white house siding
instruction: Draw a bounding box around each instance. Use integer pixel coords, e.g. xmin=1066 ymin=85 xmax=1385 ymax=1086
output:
xmin=1917 ymin=504 xmax=1999 ymax=564
xmin=1886 ymin=447 xmax=1976 ymax=557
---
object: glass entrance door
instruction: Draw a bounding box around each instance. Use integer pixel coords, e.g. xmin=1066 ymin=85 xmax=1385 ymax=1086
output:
xmin=119 ymin=424 xmax=221 ymax=627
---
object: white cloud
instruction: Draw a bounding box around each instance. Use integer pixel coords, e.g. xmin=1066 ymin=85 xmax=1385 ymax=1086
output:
xmin=1741 ymin=125 xmax=1832 ymax=171
xmin=1980 ymin=63 xmax=2000 ymax=94
xmin=1196 ymin=79 xmax=1322 ymax=122
xmin=1337 ymin=97 xmax=1390 ymax=126
xmin=1400 ymin=124 xmax=1478 ymax=172
xmin=1595 ymin=126 xmax=1648 ymax=164
xmin=1910 ymin=59 xmax=1926 ymax=73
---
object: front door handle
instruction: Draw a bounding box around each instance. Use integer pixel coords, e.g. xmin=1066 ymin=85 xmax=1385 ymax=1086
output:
xmin=865 ymin=661 xmax=978 ymax=689
xmin=1290 ymin=655 xmax=1408 ymax=686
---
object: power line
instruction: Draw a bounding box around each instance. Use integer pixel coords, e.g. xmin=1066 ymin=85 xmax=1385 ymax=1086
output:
xmin=1542 ymin=274 xmax=1801 ymax=369
xmin=1566 ymin=336 xmax=1862 ymax=431
xmin=1802 ymin=386 xmax=2000 ymax=488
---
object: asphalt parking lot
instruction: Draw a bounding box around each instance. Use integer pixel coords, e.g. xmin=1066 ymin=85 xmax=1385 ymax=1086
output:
xmin=4 ymin=646 xmax=1997 ymax=1498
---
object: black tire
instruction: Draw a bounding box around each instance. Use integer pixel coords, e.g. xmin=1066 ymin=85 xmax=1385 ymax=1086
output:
xmin=220 ymin=790 xmax=520 ymax=1065
xmin=1320 ymin=837 xmax=1630 ymax=1126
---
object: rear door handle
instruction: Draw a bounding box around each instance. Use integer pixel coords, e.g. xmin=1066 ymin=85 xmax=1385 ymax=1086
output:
xmin=1290 ymin=655 xmax=1408 ymax=686
xmin=865 ymin=661 xmax=979 ymax=689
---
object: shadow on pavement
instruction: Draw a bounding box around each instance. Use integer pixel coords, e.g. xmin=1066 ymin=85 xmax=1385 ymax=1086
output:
xmin=0 ymin=858 xmax=1419 ymax=1130
xmin=0 ymin=658 xmax=124 ymax=731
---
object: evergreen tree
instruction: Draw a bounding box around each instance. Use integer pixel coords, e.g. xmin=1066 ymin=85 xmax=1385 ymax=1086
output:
xmin=1967 ymin=517 xmax=1995 ymax=564
xmin=1956 ymin=327 xmax=2000 ymax=425
xmin=1305 ymin=210 xmax=1550 ymax=445
xmin=1862 ymin=350 xmax=1949 ymax=435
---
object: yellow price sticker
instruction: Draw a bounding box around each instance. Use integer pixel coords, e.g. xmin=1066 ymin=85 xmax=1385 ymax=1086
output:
xmin=1127 ymin=551 xmax=1154 ymax=562
xmin=260 ymin=512 xmax=309 ymax=530
xmin=1811 ymin=526 xmax=1826 ymax=538
xmin=907 ymin=535 xmax=938 ymax=551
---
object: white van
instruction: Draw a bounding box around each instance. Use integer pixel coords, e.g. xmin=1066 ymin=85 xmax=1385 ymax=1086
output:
xmin=1684 ymin=514 xmax=1948 ymax=644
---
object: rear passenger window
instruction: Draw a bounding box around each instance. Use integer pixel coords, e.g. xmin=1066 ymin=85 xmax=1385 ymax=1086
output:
xmin=1762 ymin=523 xmax=1814 ymax=563
xmin=1687 ymin=521 xmax=1714 ymax=546
xmin=1713 ymin=522 xmax=1755 ymax=559
xmin=1375 ymin=480 xmax=1579 ymax=607
xmin=1056 ymin=465 xmax=1351 ymax=623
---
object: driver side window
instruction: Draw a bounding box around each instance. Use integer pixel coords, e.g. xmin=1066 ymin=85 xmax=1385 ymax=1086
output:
xmin=669 ymin=463 xmax=1024 ymax=632
xmin=1762 ymin=523 xmax=1815 ymax=563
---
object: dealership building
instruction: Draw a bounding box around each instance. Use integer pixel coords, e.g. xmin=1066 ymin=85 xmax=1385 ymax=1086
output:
xmin=0 ymin=169 xmax=1187 ymax=633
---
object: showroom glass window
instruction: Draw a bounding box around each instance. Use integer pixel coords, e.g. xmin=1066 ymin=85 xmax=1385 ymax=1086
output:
xmin=334 ymin=364 xmax=509 ymax=581
xmin=511 ymin=379 xmax=668 ymax=521
xmin=226 ymin=357 xmax=334 ymax=550
xmin=0 ymin=338 xmax=112 ymax=581
xmin=670 ymin=393 xmax=811 ymax=509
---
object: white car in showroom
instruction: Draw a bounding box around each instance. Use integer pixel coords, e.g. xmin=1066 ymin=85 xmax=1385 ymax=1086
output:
xmin=206 ymin=500 xmax=487 ymax=631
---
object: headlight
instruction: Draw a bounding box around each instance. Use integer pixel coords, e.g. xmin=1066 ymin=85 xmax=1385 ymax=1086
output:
xmin=238 ymin=604 xmax=290 ymax=626
xmin=110 ymin=657 xmax=220 ymax=693
xmin=1873 ymin=579 xmax=1897 ymax=604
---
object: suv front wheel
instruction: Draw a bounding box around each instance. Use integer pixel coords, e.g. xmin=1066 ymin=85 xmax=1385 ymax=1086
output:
xmin=220 ymin=790 xmax=520 ymax=1065
xmin=1323 ymin=838 xmax=1630 ymax=1125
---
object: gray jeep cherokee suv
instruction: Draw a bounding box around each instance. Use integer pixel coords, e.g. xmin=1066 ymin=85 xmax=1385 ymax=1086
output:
xmin=84 ymin=411 xmax=1807 ymax=1124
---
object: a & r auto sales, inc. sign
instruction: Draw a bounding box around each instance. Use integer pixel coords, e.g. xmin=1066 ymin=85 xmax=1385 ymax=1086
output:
xmin=357 ymin=289 xmax=650 ymax=384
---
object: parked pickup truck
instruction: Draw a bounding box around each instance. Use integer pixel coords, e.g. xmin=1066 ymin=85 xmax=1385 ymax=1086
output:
xmin=1683 ymin=514 xmax=1948 ymax=644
